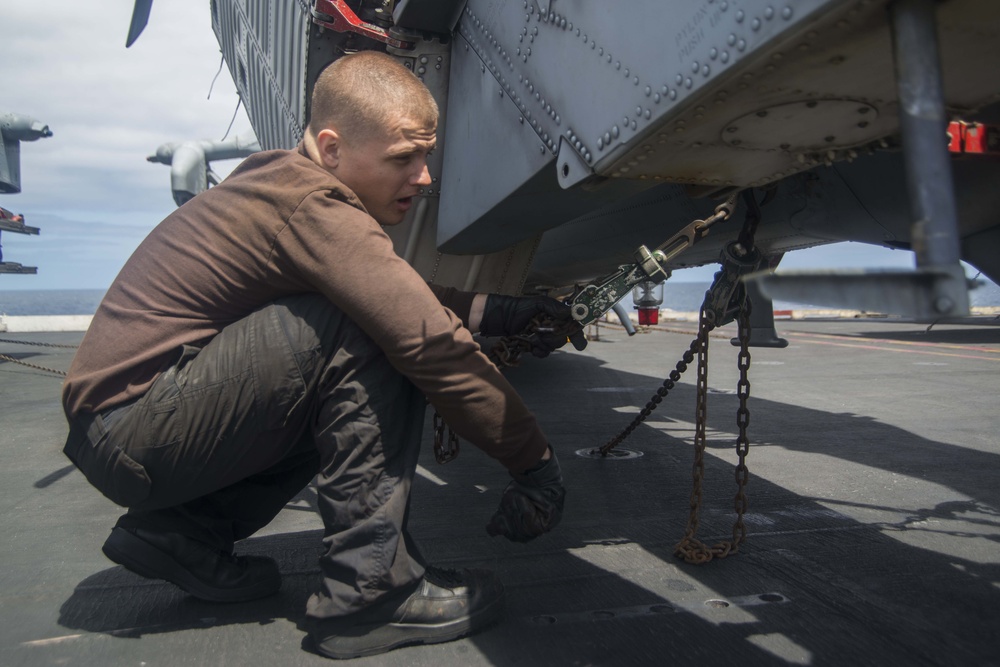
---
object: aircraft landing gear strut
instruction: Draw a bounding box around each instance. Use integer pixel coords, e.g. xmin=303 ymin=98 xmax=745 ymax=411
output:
xmin=890 ymin=0 xmax=969 ymax=317
xmin=752 ymin=0 xmax=972 ymax=321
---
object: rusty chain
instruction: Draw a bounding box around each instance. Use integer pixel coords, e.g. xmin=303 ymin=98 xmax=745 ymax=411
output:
xmin=597 ymin=189 xmax=762 ymax=563
xmin=595 ymin=334 xmax=700 ymax=456
xmin=432 ymin=410 xmax=460 ymax=463
xmin=673 ymin=291 xmax=752 ymax=563
xmin=674 ymin=309 xmax=713 ymax=562
xmin=733 ymin=298 xmax=753 ymax=547
xmin=0 ymin=353 xmax=68 ymax=376
xmin=0 ymin=338 xmax=76 ymax=376
xmin=0 ymin=338 xmax=78 ymax=348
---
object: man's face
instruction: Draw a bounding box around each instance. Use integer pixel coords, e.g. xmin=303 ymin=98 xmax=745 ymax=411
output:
xmin=332 ymin=113 xmax=436 ymax=226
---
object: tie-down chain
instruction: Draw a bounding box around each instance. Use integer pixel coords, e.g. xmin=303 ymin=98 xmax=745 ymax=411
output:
xmin=596 ymin=190 xmax=763 ymax=563
xmin=434 ymin=187 xmax=764 ymax=566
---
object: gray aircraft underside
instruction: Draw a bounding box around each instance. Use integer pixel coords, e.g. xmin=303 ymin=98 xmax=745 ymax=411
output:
xmin=135 ymin=0 xmax=1000 ymax=319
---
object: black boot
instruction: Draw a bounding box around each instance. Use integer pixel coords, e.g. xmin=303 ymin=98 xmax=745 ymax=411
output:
xmin=102 ymin=525 xmax=281 ymax=603
xmin=308 ymin=566 xmax=505 ymax=659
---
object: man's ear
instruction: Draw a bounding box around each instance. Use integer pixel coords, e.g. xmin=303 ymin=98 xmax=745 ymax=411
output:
xmin=314 ymin=128 xmax=342 ymax=170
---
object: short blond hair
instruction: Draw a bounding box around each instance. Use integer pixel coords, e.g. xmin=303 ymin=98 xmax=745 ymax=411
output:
xmin=308 ymin=51 xmax=438 ymax=144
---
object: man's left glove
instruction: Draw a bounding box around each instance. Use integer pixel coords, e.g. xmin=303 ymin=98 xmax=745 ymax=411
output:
xmin=479 ymin=294 xmax=587 ymax=357
xmin=486 ymin=447 xmax=565 ymax=543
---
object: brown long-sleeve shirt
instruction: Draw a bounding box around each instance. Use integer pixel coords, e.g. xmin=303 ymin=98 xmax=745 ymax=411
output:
xmin=62 ymin=146 xmax=547 ymax=472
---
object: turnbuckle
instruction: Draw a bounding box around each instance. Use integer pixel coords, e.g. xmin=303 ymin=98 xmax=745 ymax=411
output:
xmin=568 ymin=194 xmax=740 ymax=326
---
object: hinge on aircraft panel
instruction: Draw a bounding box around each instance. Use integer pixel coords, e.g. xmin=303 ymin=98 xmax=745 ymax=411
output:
xmin=312 ymin=0 xmax=415 ymax=50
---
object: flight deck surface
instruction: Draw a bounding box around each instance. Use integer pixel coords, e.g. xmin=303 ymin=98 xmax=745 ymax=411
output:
xmin=2 ymin=317 xmax=998 ymax=666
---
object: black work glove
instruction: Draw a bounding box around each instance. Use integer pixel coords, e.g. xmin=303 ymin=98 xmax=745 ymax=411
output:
xmin=486 ymin=447 xmax=566 ymax=543
xmin=479 ymin=294 xmax=587 ymax=357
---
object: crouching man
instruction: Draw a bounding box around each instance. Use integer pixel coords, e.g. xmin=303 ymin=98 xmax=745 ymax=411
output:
xmin=61 ymin=51 xmax=584 ymax=659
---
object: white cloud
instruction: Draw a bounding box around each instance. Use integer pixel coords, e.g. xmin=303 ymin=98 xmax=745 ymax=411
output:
xmin=1 ymin=0 xmax=253 ymax=289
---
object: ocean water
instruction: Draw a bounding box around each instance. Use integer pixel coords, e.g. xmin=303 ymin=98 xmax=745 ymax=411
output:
xmin=1 ymin=281 xmax=998 ymax=317
xmin=0 ymin=289 xmax=107 ymax=316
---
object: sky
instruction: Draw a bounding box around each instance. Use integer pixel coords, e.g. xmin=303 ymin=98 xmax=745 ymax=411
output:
xmin=1 ymin=0 xmax=252 ymax=290
xmin=0 ymin=1 xmax=994 ymax=292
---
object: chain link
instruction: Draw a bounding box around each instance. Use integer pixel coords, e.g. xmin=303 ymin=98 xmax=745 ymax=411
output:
xmin=674 ymin=313 xmax=713 ymax=562
xmin=731 ymin=294 xmax=753 ymax=547
xmin=0 ymin=353 xmax=67 ymax=376
xmin=0 ymin=338 xmax=78 ymax=349
xmin=595 ymin=190 xmax=763 ymax=563
xmin=595 ymin=334 xmax=699 ymax=455
xmin=432 ymin=410 xmax=460 ymax=463
xmin=0 ymin=337 xmax=76 ymax=376
xmin=673 ymin=288 xmax=753 ymax=564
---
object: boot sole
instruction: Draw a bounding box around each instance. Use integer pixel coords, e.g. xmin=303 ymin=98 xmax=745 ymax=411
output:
xmin=314 ymin=588 xmax=506 ymax=659
xmin=102 ymin=527 xmax=279 ymax=603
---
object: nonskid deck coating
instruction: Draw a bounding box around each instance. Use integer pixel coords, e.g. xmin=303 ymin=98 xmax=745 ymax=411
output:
xmin=1 ymin=318 xmax=998 ymax=666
